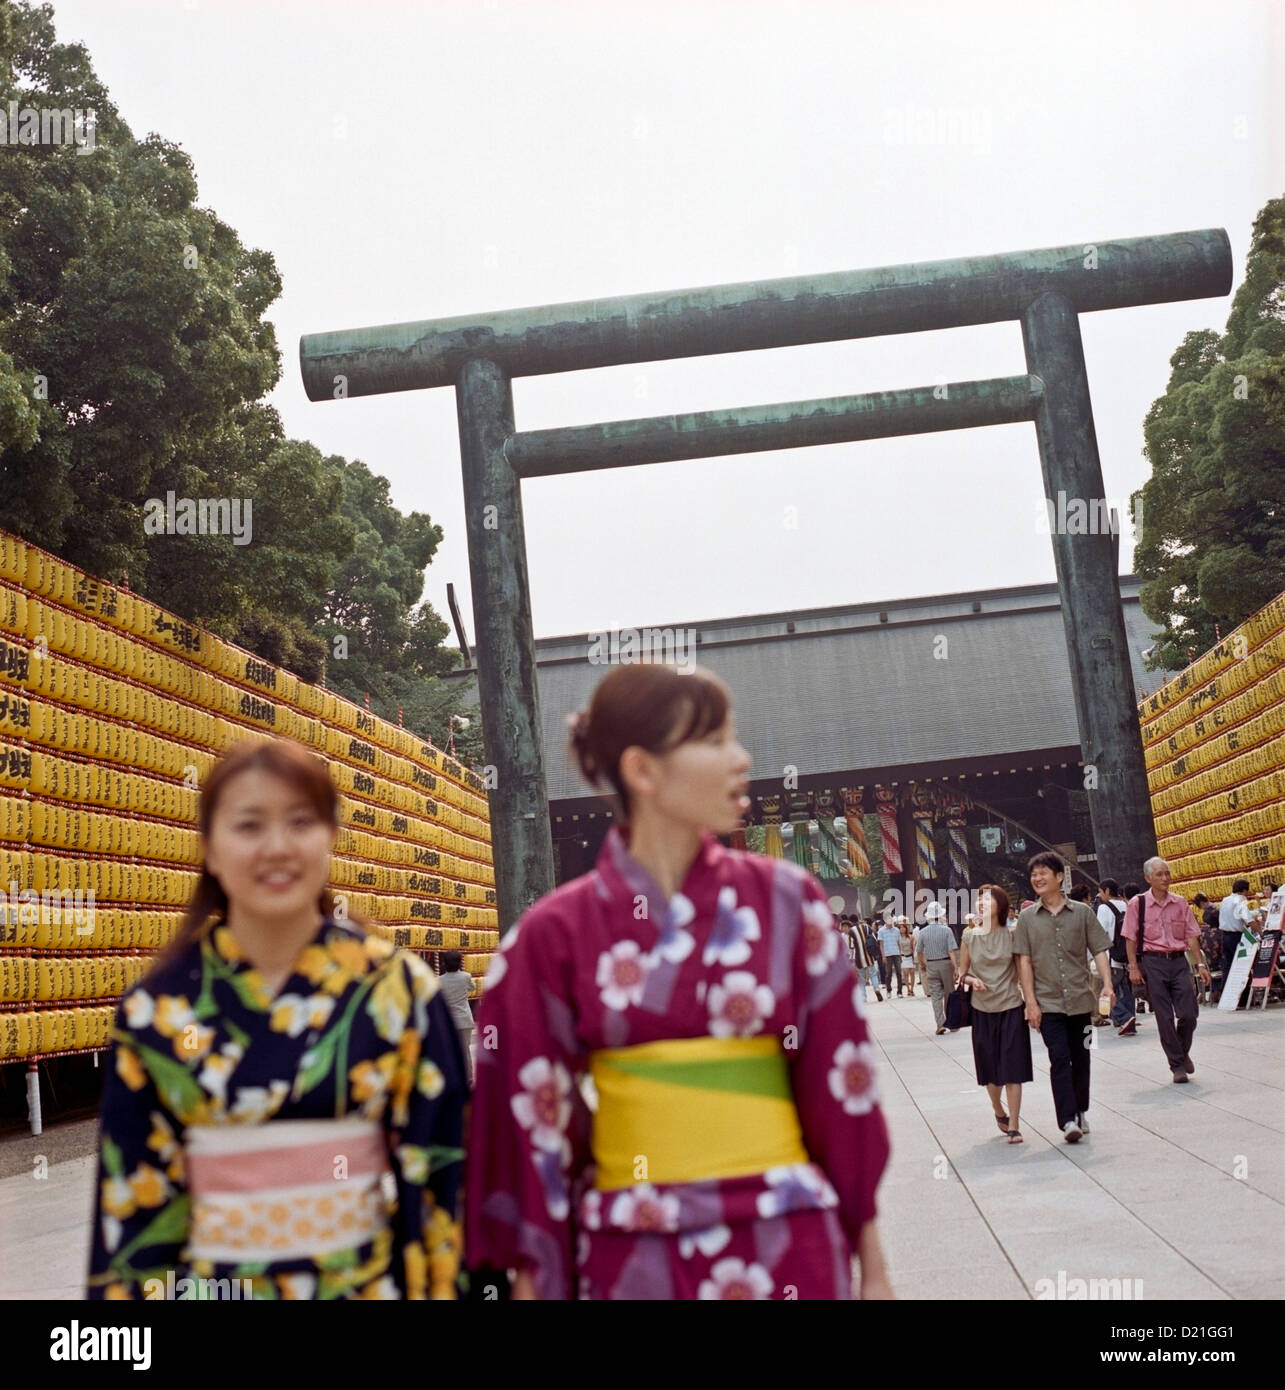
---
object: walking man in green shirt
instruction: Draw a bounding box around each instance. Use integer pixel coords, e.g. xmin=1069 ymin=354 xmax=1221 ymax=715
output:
xmin=1014 ymin=851 xmax=1114 ymax=1143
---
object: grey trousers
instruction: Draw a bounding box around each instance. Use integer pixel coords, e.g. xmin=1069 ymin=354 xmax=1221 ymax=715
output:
xmin=1140 ymin=954 xmax=1198 ymax=1069
xmin=925 ymin=959 xmax=956 ymax=1027
xmin=458 ymin=1025 xmax=475 ymax=1085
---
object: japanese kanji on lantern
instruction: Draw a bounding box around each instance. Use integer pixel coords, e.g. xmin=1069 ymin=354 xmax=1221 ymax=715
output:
xmin=1139 ymin=590 xmax=1285 ymax=905
xmin=0 ymin=530 xmax=498 ymax=1064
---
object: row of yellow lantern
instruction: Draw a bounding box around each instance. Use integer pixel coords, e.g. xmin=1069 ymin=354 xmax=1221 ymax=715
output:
xmin=0 ymin=533 xmax=485 ymax=809
xmin=1137 ymin=593 xmax=1285 ymax=724
xmin=333 ymin=824 xmax=495 ymax=886
xmin=1157 ymin=795 xmax=1285 ymax=861
xmin=1154 ymin=762 xmax=1285 ymax=841
xmin=1165 ymin=830 xmax=1285 ymax=885
xmin=0 ymin=1006 xmax=114 ymax=1058
xmin=0 ymin=908 xmax=183 ymax=951
xmin=0 ymin=796 xmax=200 ymax=863
xmin=1150 ymin=731 xmax=1285 ymax=820
xmin=0 ymin=608 xmax=491 ymax=829
xmin=329 ymin=857 xmax=496 ymax=906
xmin=1145 ymin=693 xmax=1285 ymax=797
xmin=1170 ymin=862 xmax=1285 ymax=907
xmin=0 ymin=955 xmax=151 ymax=1003
xmin=1143 ymin=667 xmax=1285 ymax=775
xmin=1140 ymin=634 xmax=1285 ymax=747
xmin=0 ymin=732 xmax=493 ymax=881
xmin=0 ymin=848 xmax=199 ymax=905
xmin=338 ymin=891 xmax=498 ymax=930
xmin=372 ymin=924 xmax=501 ymax=952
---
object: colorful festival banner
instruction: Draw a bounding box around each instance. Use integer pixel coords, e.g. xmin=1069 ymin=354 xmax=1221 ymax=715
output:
xmin=911 ymin=785 xmax=937 ymax=881
xmin=840 ymin=787 xmax=870 ymax=880
xmin=760 ymin=794 xmax=784 ymax=859
xmin=875 ymin=786 xmax=902 ymax=877
xmin=787 ymin=792 xmax=815 ymax=873
xmin=947 ymin=806 xmax=970 ymax=888
xmin=814 ymin=790 xmax=842 ymax=878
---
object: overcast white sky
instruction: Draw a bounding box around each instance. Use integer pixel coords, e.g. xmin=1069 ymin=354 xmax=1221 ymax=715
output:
xmin=46 ymin=0 xmax=1284 ymax=641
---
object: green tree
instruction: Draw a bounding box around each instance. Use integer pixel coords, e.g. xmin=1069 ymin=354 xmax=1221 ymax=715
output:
xmin=0 ymin=3 xmax=480 ymax=759
xmin=1131 ymin=198 xmax=1285 ymax=668
xmin=0 ymin=2 xmax=282 ymax=588
xmin=315 ymin=460 xmax=475 ymax=751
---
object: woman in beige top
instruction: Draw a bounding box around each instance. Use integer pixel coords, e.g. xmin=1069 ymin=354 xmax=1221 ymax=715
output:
xmin=959 ymin=885 xmax=1033 ymax=1144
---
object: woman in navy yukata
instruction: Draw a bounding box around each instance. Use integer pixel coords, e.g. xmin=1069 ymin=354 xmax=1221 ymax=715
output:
xmin=466 ymin=662 xmax=892 ymax=1300
xmin=87 ymin=738 xmax=468 ymax=1299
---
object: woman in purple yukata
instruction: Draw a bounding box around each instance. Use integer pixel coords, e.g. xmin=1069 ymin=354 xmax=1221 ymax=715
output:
xmin=466 ymin=664 xmax=892 ymax=1300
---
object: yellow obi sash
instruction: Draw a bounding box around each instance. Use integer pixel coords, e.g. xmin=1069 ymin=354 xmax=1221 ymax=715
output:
xmin=589 ymin=1035 xmax=807 ymax=1190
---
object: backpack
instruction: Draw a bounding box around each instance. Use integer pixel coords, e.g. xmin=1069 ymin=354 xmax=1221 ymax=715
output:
xmin=1112 ymin=894 xmax=1146 ymax=966
xmin=1104 ymin=900 xmax=1127 ymax=963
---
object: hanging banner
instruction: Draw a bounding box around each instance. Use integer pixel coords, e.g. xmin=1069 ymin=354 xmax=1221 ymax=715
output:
xmin=875 ymin=786 xmax=902 ymax=877
xmin=760 ymin=794 xmax=784 ymax=859
xmin=946 ymin=806 xmax=969 ymax=888
xmin=911 ymin=785 xmax=936 ymax=881
xmin=787 ymin=792 xmax=815 ymax=872
xmin=840 ymin=787 xmax=870 ymax=879
xmin=814 ymin=790 xmax=842 ymax=878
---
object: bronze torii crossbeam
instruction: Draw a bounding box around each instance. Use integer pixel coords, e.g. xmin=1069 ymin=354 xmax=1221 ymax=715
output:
xmin=302 ymin=229 xmax=1232 ymax=930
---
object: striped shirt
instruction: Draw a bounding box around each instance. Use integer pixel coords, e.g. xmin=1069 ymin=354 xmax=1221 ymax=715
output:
xmin=916 ymin=921 xmax=956 ymax=960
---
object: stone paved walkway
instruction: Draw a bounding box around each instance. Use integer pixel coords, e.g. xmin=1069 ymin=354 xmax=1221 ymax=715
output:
xmin=1 ymin=995 xmax=1282 ymax=1299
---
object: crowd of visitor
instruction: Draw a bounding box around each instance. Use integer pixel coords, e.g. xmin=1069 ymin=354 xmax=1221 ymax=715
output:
xmin=836 ymin=859 xmax=1278 ymax=1144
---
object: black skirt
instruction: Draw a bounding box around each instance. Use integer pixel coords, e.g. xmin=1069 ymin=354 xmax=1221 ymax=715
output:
xmin=970 ymin=1003 xmax=1033 ymax=1085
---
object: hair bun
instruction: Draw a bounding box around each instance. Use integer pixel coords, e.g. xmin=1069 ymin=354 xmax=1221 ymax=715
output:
xmin=566 ymin=708 xmax=598 ymax=785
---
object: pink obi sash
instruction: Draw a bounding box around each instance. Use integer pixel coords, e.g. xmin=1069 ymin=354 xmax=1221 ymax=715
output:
xmin=184 ymin=1117 xmax=392 ymax=1263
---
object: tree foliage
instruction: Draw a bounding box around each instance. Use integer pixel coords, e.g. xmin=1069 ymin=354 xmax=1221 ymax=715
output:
xmin=0 ymin=3 xmax=475 ymax=752
xmin=1131 ymin=197 xmax=1285 ymax=668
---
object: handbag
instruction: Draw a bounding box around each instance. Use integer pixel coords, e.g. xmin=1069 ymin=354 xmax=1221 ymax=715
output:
xmin=944 ymin=979 xmax=972 ymax=1030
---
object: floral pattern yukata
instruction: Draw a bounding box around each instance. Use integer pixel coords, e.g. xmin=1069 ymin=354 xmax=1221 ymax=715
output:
xmin=87 ymin=918 xmax=467 ymax=1299
xmin=466 ymin=827 xmax=890 ymax=1300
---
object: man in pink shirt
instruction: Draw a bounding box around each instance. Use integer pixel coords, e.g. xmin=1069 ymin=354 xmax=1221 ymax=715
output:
xmin=1122 ymin=858 xmax=1212 ymax=1084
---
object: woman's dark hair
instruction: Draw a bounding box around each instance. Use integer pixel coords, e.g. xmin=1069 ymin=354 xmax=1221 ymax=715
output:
xmin=568 ymin=663 xmax=731 ymax=819
xmin=978 ymin=884 xmax=1010 ymax=926
xmin=1027 ymin=850 xmax=1065 ymax=876
xmin=152 ymin=739 xmax=348 ymax=972
xmin=441 ymin=950 xmax=463 ymax=973
xmin=1193 ymin=894 xmax=1209 ymax=906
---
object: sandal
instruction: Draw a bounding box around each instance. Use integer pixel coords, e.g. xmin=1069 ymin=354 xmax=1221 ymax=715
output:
xmin=1007 ymin=1129 xmax=1024 ymax=1144
xmin=993 ymin=1112 xmax=1009 ymax=1133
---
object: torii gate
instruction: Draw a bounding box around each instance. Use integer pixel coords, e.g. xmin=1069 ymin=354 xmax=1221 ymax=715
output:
xmin=301 ymin=229 xmax=1232 ymax=930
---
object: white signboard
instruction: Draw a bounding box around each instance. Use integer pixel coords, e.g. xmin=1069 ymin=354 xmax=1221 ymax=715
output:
xmin=1218 ymin=928 xmax=1259 ymax=1011
xmin=1265 ymin=888 xmax=1285 ymax=934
